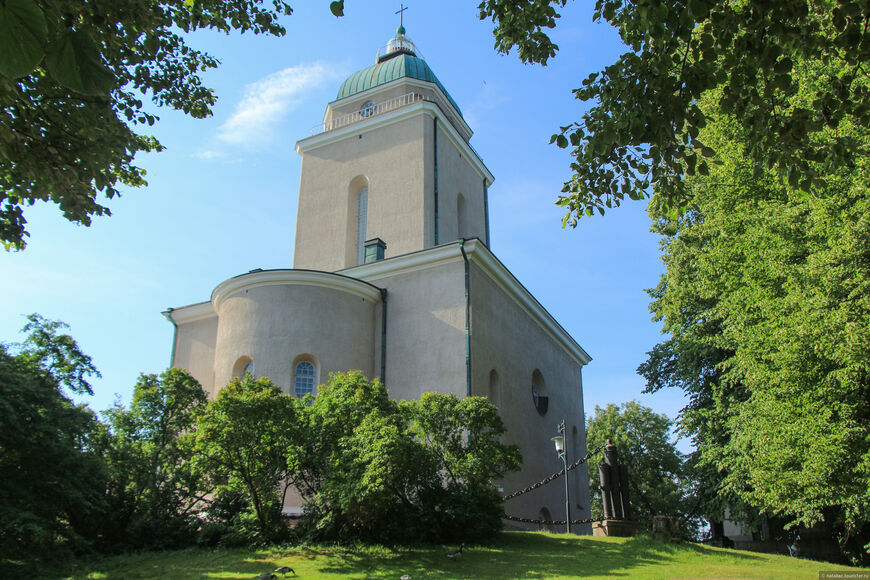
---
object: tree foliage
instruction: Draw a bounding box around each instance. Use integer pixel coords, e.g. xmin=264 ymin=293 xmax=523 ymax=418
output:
xmin=638 ymin=335 xmax=755 ymax=532
xmin=291 ymin=371 xmax=522 ymax=544
xmin=585 ymin=402 xmax=695 ymax=535
xmin=0 ymin=315 xmax=105 ymax=575
xmin=17 ymin=313 xmax=100 ymax=394
xmin=100 ymin=368 xmax=209 ymax=550
xmin=641 ymin=62 xmax=870 ymax=560
xmin=0 ymin=313 xmax=520 ymax=557
xmin=0 ymin=0 xmax=293 ymax=249
xmin=191 ymin=374 xmax=300 ymax=544
xmin=0 ymin=318 xmax=214 ymax=571
xmin=478 ymin=0 xmax=869 ymax=225
xmin=188 ymin=371 xmax=520 ymax=544
xmin=5 ymin=1 xmax=866 ymax=247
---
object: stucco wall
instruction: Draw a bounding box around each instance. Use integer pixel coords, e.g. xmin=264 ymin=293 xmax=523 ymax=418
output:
xmin=434 ymin=121 xmax=488 ymax=246
xmin=469 ymin=260 xmax=591 ymax=533
xmin=359 ymin=257 xmax=467 ymax=400
xmin=167 ymin=246 xmax=592 ymax=531
xmin=212 ymin=282 xmax=378 ymax=393
xmin=172 ymin=313 xmax=218 ymax=397
xmin=294 ymin=115 xmax=428 ymax=271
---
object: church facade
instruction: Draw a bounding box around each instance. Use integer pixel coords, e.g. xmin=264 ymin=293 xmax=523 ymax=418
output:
xmin=164 ymin=27 xmax=593 ymax=532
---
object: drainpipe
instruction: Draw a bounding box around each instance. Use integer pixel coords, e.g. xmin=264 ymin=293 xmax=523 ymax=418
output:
xmin=380 ymin=288 xmax=388 ymax=385
xmin=483 ymin=178 xmax=491 ymax=249
xmin=162 ymin=308 xmax=178 ymax=369
xmin=459 ymin=239 xmax=471 ymax=397
xmin=433 ymin=117 xmax=439 ymax=246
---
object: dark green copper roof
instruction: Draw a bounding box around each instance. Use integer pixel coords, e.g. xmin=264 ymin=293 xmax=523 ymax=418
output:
xmin=336 ymin=52 xmax=463 ymax=117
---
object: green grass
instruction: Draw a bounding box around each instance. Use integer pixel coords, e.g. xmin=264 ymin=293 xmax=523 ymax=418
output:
xmin=57 ymin=533 xmax=863 ymax=579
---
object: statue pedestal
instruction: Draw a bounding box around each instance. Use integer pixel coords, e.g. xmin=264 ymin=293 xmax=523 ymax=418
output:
xmin=592 ymin=519 xmax=642 ymax=537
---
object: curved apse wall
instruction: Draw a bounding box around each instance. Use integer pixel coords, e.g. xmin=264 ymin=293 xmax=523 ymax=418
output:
xmin=211 ymin=270 xmax=381 ymax=393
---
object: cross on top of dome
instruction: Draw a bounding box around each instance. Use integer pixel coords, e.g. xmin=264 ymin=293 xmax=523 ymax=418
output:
xmin=378 ymin=4 xmax=421 ymax=62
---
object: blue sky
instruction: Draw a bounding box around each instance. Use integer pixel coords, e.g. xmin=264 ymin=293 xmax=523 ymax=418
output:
xmin=0 ymin=1 xmax=688 ymax=443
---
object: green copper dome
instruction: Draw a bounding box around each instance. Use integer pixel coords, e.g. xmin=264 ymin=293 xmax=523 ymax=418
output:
xmin=336 ymin=30 xmax=463 ymax=117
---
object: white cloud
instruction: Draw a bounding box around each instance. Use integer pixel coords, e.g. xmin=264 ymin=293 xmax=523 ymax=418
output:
xmin=192 ymin=149 xmax=228 ymax=160
xmin=216 ymin=63 xmax=335 ymax=147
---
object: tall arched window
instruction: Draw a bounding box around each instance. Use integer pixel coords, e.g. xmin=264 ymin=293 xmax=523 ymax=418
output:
xmin=572 ymin=425 xmax=579 ymax=456
xmin=356 ymin=187 xmax=368 ymax=264
xmin=488 ymin=369 xmax=500 ymax=408
xmin=532 ymin=369 xmax=548 ymax=416
xmin=457 ymin=193 xmax=468 ymax=239
xmin=294 ymin=360 xmax=316 ymax=398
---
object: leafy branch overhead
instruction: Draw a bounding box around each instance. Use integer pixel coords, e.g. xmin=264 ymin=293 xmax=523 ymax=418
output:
xmin=6 ymin=1 xmax=866 ymax=250
xmin=482 ymin=0 xmax=870 ymax=223
xmin=0 ymin=0 xmax=293 ymax=250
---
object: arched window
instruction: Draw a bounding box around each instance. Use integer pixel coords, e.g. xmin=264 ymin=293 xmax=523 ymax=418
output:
xmin=457 ymin=193 xmax=468 ymax=239
xmin=360 ymin=101 xmax=376 ymax=117
xmin=356 ymin=187 xmax=368 ymax=265
xmin=572 ymin=425 xmax=579 ymax=458
xmin=532 ymin=369 xmax=548 ymax=416
xmin=488 ymin=369 xmax=500 ymax=407
xmin=233 ymin=356 xmax=254 ymax=378
xmin=294 ymin=360 xmax=316 ymax=398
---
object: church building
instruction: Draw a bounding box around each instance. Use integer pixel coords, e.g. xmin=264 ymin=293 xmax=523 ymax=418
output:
xmin=164 ymin=26 xmax=593 ymax=531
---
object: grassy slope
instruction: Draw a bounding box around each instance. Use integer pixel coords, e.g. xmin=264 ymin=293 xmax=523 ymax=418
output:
xmin=61 ymin=533 xmax=861 ymax=579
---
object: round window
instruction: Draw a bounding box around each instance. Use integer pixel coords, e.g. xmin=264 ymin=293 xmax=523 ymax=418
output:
xmin=360 ymin=101 xmax=376 ymax=117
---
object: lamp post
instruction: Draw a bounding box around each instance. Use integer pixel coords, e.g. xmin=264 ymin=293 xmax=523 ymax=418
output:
xmin=551 ymin=419 xmax=571 ymax=534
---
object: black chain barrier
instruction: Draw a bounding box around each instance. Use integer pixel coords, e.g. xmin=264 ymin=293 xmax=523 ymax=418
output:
xmin=503 ymin=515 xmax=607 ymax=526
xmin=501 ymin=442 xmax=607 ymax=502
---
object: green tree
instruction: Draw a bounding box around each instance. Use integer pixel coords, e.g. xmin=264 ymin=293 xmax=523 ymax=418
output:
xmin=638 ymin=335 xmax=754 ymax=536
xmin=474 ymin=0 xmax=869 ymax=226
xmin=296 ymin=373 xmax=436 ymax=542
xmin=191 ymin=374 xmax=301 ymax=543
xmin=100 ymin=368 xmax=209 ymax=550
xmin=642 ymin=68 xmax=870 ymax=560
xmin=585 ymin=402 xmax=694 ymax=534
xmin=293 ymin=371 xmax=521 ymax=543
xmin=0 ymin=0 xmax=293 ymax=250
xmin=0 ymin=315 xmax=105 ymax=574
xmin=406 ymin=391 xmax=522 ymax=490
xmin=406 ymin=391 xmax=522 ymax=542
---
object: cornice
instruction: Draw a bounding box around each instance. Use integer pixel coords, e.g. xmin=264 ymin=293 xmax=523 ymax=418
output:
xmin=344 ymin=241 xmax=591 ymax=366
xmin=297 ymin=101 xmax=494 ymax=186
xmin=341 ymin=243 xmax=465 ymax=280
xmin=463 ymin=239 xmax=592 ymax=366
xmin=164 ymin=301 xmax=216 ymax=324
xmin=326 ymin=77 xmax=472 ymax=138
xmin=210 ymin=269 xmax=383 ymax=311
xmin=168 ymin=251 xmax=588 ymax=366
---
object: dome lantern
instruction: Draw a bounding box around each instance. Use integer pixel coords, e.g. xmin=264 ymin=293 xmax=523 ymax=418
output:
xmin=378 ymin=26 xmax=421 ymax=62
